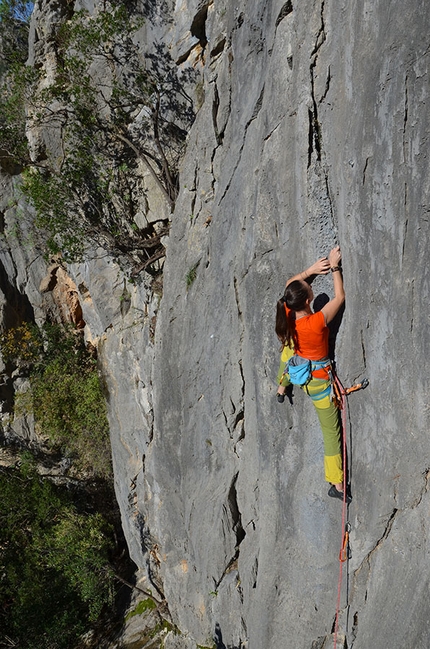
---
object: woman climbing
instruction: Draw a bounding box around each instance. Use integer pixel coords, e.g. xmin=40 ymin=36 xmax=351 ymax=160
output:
xmin=275 ymin=246 xmax=350 ymax=503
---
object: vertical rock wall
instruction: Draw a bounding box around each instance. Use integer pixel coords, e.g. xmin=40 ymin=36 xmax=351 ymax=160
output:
xmin=1 ymin=1 xmax=429 ymax=648
xmin=144 ymin=1 xmax=430 ymax=648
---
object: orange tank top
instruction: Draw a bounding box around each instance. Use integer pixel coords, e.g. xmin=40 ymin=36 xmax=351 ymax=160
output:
xmin=285 ymin=305 xmax=329 ymax=379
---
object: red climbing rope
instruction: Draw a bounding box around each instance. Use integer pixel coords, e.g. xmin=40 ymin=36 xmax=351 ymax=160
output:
xmin=331 ymin=373 xmax=368 ymax=648
xmin=332 ymin=373 xmax=348 ymax=649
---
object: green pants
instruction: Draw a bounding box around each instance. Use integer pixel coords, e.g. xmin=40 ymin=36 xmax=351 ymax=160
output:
xmin=277 ymin=349 xmax=343 ymax=484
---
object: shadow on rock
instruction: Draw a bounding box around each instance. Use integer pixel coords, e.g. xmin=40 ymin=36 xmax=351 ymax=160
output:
xmin=214 ymin=622 xmax=244 ymax=649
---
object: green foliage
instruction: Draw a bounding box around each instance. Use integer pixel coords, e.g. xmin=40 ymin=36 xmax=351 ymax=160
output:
xmin=0 ymin=1 xmax=32 ymax=65
xmin=0 ymin=461 xmax=115 ymax=648
xmin=0 ymin=0 xmax=33 ymax=24
xmin=38 ymin=509 xmax=114 ymax=620
xmin=1 ymin=322 xmax=111 ymax=476
xmin=186 ymin=261 xmax=200 ymax=288
xmin=0 ymin=51 xmax=37 ymax=170
xmin=21 ymin=166 xmax=89 ymax=261
xmin=0 ymin=321 xmax=42 ymax=364
xmin=0 ymin=0 xmax=194 ymax=271
xmin=125 ymin=597 xmax=157 ymax=620
xmin=0 ymin=2 xmax=35 ymax=171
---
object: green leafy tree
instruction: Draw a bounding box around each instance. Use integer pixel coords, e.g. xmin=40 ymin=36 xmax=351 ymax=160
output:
xmin=0 ymin=1 xmax=195 ymax=271
xmin=0 ymin=461 xmax=115 ymax=648
xmin=0 ymin=1 xmax=35 ymax=171
xmin=1 ymin=322 xmax=111 ymax=476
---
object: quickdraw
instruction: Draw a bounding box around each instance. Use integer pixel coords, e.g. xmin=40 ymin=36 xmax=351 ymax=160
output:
xmin=339 ymin=522 xmax=351 ymax=563
xmin=332 ymin=376 xmax=369 ymax=408
xmin=345 ymin=377 xmax=369 ymax=395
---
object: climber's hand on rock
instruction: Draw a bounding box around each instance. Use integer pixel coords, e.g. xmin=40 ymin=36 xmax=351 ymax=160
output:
xmin=328 ymin=246 xmax=341 ymax=267
xmin=308 ymin=257 xmax=331 ymax=276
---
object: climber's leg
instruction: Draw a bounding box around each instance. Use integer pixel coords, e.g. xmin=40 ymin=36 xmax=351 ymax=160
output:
xmin=276 ymin=345 xmax=294 ymax=390
xmin=305 ymin=378 xmax=343 ymax=484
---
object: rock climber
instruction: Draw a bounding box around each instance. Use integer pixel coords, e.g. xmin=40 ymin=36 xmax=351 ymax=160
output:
xmin=275 ymin=246 xmax=351 ymax=503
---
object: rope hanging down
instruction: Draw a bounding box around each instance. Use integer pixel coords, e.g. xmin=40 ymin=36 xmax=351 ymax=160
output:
xmin=331 ymin=373 xmax=368 ymax=649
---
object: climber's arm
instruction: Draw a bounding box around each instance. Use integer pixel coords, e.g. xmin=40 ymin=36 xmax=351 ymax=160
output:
xmin=321 ymin=247 xmax=345 ymax=324
xmin=286 ymin=257 xmax=331 ymax=287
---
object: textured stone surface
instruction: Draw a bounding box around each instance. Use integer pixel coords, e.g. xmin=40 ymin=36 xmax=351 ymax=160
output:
xmin=144 ymin=1 xmax=430 ymax=647
xmin=1 ymin=1 xmax=429 ymax=648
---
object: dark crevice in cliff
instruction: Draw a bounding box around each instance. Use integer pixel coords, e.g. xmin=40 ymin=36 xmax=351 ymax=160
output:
xmin=233 ymin=276 xmax=245 ymax=449
xmin=323 ymin=170 xmax=334 ymax=221
xmin=222 ymin=400 xmax=244 ymax=444
xmin=353 ymin=508 xmax=399 ymax=599
xmin=212 ymin=81 xmax=224 ymax=146
xmin=275 ymin=1 xmax=293 ymax=28
xmin=411 ymin=467 xmax=430 ymax=508
xmin=307 ymin=108 xmax=315 ymax=168
xmin=228 ymin=474 xmax=246 ymax=547
xmin=360 ymin=330 xmax=367 ymax=370
xmin=311 ymin=1 xmax=327 ymax=58
xmin=402 ymin=190 xmax=408 ymax=264
xmin=136 ymin=512 xmax=167 ymax=603
xmin=362 ymin=157 xmax=370 ymax=185
xmin=402 ymin=75 xmax=409 ymax=161
xmin=308 ymin=90 xmax=321 ymax=166
xmin=175 ymin=2 xmax=211 ymax=65
xmin=210 ymin=77 xmax=232 ymax=193
xmin=127 ymin=472 xmax=139 ymax=512
xmin=218 ymin=85 xmax=265 ymax=205
xmin=215 ymin=473 xmax=246 ymax=589
xmin=0 ymin=258 xmax=35 ymax=329
xmin=313 ymin=632 xmax=347 ymax=649
xmin=233 ymin=276 xmax=243 ymax=323
xmin=210 ymin=37 xmax=226 ymax=59
xmin=370 ymin=508 xmax=398 ymax=551
xmin=264 ymin=115 xmax=286 ymax=141
xmin=233 ymin=417 xmax=245 ymax=457
xmin=251 ymin=557 xmax=258 ymax=588
xmin=190 ymin=162 xmax=198 ymax=215
xmin=250 ymin=85 xmax=265 ymax=121
xmin=190 ymin=5 xmax=209 ymax=49
xmin=350 ymin=611 xmax=359 ymax=645
xmin=319 ymin=65 xmax=331 ymax=104
xmin=410 ymin=278 xmax=415 ymax=332
xmin=308 ymin=1 xmax=327 ymax=167
xmin=348 ymin=505 xmax=414 ymax=629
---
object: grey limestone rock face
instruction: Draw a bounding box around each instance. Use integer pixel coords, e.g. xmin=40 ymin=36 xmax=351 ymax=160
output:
xmin=1 ymin=1 xmax=430 ymax=648
xmin=143 ymin=1 xmax=430 ymax=648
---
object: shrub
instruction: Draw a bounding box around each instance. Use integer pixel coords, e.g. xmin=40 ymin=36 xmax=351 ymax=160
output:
xmin=0 ymin=461 xmax=115 ymax=648
xmin=186 ymin=261 xmax=200 ymax=289
xmin=1 ymin=322 xmax=111 ymax=477
xmin=0 ymin=1 xmax=195 ymax=272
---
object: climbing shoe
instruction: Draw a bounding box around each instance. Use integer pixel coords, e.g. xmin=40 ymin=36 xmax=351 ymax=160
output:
xmin=277 ymin=393 xmax=285 ymax=403
xmin=328 ymin=484 xmax=352 ymax=505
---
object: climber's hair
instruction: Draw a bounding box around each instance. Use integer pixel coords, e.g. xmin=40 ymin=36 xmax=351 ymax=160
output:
xmin=275 ymin=280 xmax=310 ymax=348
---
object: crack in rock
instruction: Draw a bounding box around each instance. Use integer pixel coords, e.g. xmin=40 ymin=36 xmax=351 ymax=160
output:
xmin=308 ymin=1 xmax=327 ymax=167
xmin=218 ymin=85 xmax=265 ymax=205
xmin=351 ymin=508 xmax=399 ymax=611
xmin=212 ymin=81 xmax=225 ymax=146
xmin=214 ymin=473 xmax=246 ymax=589
xmin=275 ymin=1 xmax=293 ymax=29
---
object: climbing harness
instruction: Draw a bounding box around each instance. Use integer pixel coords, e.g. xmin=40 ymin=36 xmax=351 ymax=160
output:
xmin=331 ymin=373 xmax=368 ymax=649
xmin=280 ymin=355 xmax=331 ymax=387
